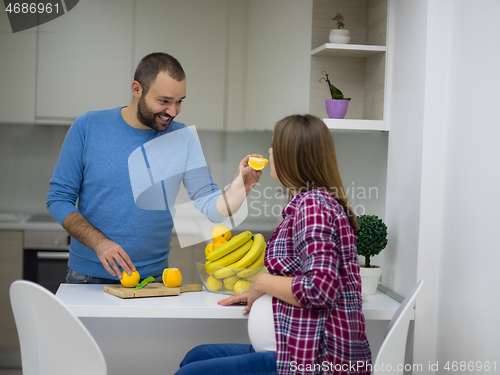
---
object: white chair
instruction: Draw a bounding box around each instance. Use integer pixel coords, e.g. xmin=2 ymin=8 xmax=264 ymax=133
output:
xmin=9 ymin=280 xmax=107 ymax=375
xmin=372 ymin=280 xmax=424 ymax=375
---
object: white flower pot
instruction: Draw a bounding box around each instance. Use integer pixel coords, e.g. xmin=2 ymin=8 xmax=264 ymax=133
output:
xmin=359 ymin=266 xmax=381 ymax=295
xmin=329 ymin=29 xmax=351 ymax=44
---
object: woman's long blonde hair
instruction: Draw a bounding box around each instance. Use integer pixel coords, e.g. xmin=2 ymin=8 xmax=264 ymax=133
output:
xmin=272 ymin=114 xmax=359 ymax=231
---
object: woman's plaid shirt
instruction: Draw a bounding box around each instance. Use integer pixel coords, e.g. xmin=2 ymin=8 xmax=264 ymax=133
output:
xmin=265 ymin=189 xmax=371 ymax=374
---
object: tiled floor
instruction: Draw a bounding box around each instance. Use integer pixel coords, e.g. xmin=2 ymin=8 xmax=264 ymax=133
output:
xmin=0 ymin=369 xmax=22 ymax=375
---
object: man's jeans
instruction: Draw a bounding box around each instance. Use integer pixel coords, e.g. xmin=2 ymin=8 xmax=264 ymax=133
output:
xmin=65 ymin=268 xmax=162 ymax=284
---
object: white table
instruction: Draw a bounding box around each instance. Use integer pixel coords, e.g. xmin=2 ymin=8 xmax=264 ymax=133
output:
xmin=55 ymin=284 xmax=403 ymax=375
xmin=56 ymin=284 xmax=403 ymax=320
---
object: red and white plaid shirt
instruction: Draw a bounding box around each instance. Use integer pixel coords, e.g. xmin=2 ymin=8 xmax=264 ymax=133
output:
xmin=265 ymin=189 xmax=371 ymax=375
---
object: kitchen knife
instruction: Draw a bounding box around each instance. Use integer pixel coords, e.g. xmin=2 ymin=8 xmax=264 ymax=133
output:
xmin=135 ymin=276 xmax=155 ymax=290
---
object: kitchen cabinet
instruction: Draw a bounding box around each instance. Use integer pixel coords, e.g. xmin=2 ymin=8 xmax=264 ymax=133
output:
xmin=0 ymin=10 xmax=36 ymax=124
xmin=241 ymin=0 xmax=312 ymax=131
xmin=3 ymin=0 xmax=313 ymax=130
xmin=0 ymin=231 xmax=22 ymax=349
xmin=310 ymin=0 xmax=390 ymax=131
xmin=35 ymin=0 xmax=134 ymax=123
xmin=133 ymin=0 xmax=229 ymax=131
xmin=135 ymin=0 xmax=312 ymax=131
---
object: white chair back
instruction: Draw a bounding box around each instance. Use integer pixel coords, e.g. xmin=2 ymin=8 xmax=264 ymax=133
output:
xmin=373 ymin=280 xmax=424 ymax=375
xmin=9 ymin=280 xmax=106 ymax=375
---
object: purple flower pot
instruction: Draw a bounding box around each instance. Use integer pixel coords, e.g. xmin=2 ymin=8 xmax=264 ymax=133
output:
xmin=325 ymin=99 xmax=349 ymax=119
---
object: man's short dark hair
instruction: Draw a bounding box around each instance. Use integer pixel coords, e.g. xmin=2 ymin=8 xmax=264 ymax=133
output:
xmin=134 ymin=52 xmax=186 ymax=95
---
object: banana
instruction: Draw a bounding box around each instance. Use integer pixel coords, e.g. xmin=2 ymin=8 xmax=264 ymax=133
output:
xmin=204 ymin=263 xmax=216 ymax=275
xmin=233 ymin=279 xmax=251 ymax=294
xmin=249 ymin=243 xmax=265 ymax=267
xmin=231 ymin=233 xmax=266 ymax=269
xmin=242 ymin=267 xmax=267 ymax=281
xmin=223 ymin=275 xmax=240 ymax=290
xmin=237 ymin=264 xmax=264 ymax=279
xmin=239 ymin=242 xmax=266 ymax=274
xmin=214 ymin=264 xmax=238 ymax=279
xmin=236 ymin=243 xmax=266 ymax=278
xmin=206 ymin=231 xmax=253 ymax=261
xmin=207 ymin=239 xmax=253 ymax=269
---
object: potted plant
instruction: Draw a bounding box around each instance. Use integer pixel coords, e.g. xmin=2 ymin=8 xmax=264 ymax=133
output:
xmin=329 ymin=13 xmax=351 ymax=44
xmin=356 ymin=215 xmax=388 ymax=295
xmin=320 ymin=71 xmax=351 ymax=119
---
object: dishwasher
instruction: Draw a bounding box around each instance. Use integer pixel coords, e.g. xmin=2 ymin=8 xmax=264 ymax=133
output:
xmin=23 ymin=219 xmax=71 ymax=294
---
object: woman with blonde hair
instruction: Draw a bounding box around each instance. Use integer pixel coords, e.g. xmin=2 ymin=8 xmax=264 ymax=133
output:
xmin=175 ymin=114 xmax=371 ymax=375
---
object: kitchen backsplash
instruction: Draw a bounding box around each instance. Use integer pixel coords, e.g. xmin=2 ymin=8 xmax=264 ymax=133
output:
xmin=0 ymin=123 xmax=388 ymax=226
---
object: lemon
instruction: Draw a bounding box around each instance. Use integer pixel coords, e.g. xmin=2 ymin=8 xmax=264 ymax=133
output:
xmin=233 ymin=279 xmax=251 ymax=294
xmin=248 ymin=157 xmax=268 ymax=171
xmin=211 ymin=225 xmax=231 ymax=242
xmin=206 ymin=275 xmax=223 ymax=291
xmin=205 ymin=242 xmax=214 ymax=257
xmin=223 ymin=275 xmax=240 ymax=290
xmin=120 ymin=270 xmax=140 ymax=288
xmin=162 ymin=267 xmax=182 ymax=288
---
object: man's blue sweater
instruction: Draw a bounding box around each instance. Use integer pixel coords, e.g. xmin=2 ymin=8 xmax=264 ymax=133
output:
xmin=47 ymin=107 xmax=224 ymax=279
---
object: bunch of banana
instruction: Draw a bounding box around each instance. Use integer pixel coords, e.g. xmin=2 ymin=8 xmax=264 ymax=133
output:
xmin=204 ymin=231 xmax=267 ymax=294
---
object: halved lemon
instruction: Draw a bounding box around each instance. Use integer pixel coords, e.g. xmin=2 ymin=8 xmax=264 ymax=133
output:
xmin=248 ymin=157 xmax=268 ymax=170
xmin=162 ymin=267 xmax=182 ymax=288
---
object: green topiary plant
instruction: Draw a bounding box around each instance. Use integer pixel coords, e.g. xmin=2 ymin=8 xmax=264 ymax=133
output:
xmin=356 ymin=215 xmax=388 ymax=268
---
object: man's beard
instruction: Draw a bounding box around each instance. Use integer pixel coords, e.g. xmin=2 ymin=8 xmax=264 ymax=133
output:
xmin=137 ymin=95 xmax=173 ymax=132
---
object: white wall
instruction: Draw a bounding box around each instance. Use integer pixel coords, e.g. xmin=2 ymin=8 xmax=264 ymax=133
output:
xmin=387 ymin=0 xmax=500 ymax=372
xmin=435 ymin=0 xmax=500 ymax=370
xmin=384 ymin=0 xmax=428 ymax=295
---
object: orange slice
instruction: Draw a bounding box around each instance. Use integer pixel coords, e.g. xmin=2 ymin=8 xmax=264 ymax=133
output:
xmin=162 ymin=267 xmax=182 ymax=288
xmin=248 ymin=157 xmax=268 ymax=170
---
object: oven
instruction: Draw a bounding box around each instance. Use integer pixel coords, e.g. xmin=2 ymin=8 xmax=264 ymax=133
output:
xmin=23 ymin=229 xmax=71 ymax=294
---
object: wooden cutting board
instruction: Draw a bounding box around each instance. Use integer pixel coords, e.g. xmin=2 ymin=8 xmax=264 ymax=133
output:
xmin=104 ymin=283 xmax=202 ymax=299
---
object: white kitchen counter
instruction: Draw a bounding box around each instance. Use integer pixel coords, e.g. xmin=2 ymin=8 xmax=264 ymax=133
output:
xmin=56 ymin=284 xmax=248 ymax=319
xmin=0 ymin=212 xmax=278 ymax=234
xmin=56 ymin=283 xmax=404 ymax=321
xmin=0 ymin=213 xmax=65 ymax=231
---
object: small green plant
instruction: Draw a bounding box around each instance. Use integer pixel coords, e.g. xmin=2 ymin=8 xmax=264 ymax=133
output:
xmin=320 ymin=71 xmax=351 ymax=101
xmin=332 ymin=13 xmax=345 ymax=29
xmin=356 ymin=215 xmax=388 ymax=268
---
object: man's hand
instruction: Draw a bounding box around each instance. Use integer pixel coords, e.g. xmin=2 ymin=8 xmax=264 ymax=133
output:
xmin=94 ymin=238 xmax=136 ymax=278
xmin=216 ymin=154 xmax=264 ymax=217
xmin=63 ymin=212 xmax=136 ymax=278
xmin=236 ymin=154 xmax=264 ymax=194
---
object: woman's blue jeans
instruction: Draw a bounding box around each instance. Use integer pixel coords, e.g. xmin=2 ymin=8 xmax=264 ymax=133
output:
xmin=175 ymin=344 xmax=277 ymax=375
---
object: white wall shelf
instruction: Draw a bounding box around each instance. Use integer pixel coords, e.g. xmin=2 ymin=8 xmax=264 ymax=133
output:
xmin=309 ymin=0 xmax=389 ymax=128
xmin=324 ymin=118 xmax=387 ymax=131
xmin=311 ymin=43 xmax=387 ymax=58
